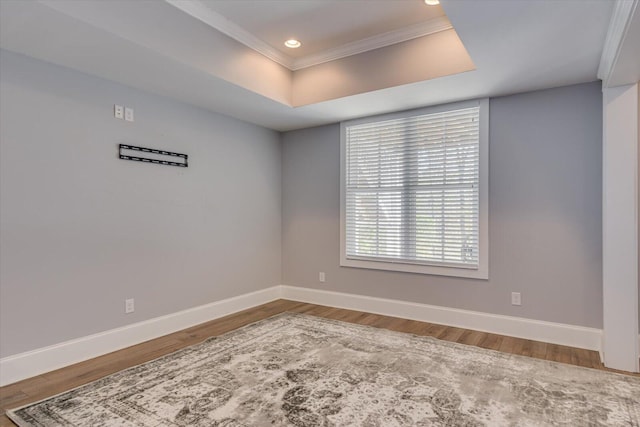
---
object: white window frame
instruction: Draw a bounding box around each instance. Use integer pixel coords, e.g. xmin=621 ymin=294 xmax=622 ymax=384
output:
xmin=340 ymin=99 xmax=489 ymax=279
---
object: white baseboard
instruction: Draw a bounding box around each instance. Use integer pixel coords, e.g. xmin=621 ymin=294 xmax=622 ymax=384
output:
xmin=0 ymin=286 xmax=282 ymax=387
xmin=280 ymin=285 xmax=603 ymax=353
xmin=0 ymin=284 xmax=619 ymax=387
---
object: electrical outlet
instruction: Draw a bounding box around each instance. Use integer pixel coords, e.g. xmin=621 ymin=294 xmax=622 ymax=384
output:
xmin=319 ymin=272 xmax=326 ymax=283
xmin=511 ymin=292 xmax=521 ymax=306
xmin=125 ymin=298 xmax=135 ymax=314
xmin=124 ymin=107 xmax=134 ymax=122
xmin=114 ymin=104 xmax=124 ymax=119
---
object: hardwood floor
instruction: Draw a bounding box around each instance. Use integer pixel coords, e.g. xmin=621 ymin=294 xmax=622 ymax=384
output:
xmin=1 ymin=299 xmax=636 ymax=426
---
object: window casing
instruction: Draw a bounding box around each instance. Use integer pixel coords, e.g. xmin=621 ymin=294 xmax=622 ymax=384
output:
xmin=340 ymin=99 xmax=489 ymax=279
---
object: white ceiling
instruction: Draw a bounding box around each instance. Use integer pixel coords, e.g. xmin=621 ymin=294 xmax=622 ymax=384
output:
xmin=0 ymin=0 xmax=636 ymax=132
xmin=165 ymin=0 xmax=452 ymax=70
xmin=197 ymin=0 xmax=445 ymax=59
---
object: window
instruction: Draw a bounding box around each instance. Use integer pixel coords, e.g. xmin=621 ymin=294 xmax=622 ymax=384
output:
xmin=340 ymin=99 xmax=488 ymax=279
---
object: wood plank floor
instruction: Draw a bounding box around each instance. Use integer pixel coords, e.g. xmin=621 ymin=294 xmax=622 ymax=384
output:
xmin=1 ymin=299 xmax=637 ymax=426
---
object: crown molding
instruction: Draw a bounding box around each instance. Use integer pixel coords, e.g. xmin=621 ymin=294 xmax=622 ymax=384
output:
xmin=597 ymin=0 xmax=638 ymax=87
xmin=164 ymin=0 xmax=294 ymax=69
xmin=291 ymin=16 xmax=452 ymax=70
xmin=165 ymin=0 xmax=452 ymax=72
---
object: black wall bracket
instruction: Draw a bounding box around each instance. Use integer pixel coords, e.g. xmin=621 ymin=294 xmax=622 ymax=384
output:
xmin=119 ymin=144 xmax=188 ymax=168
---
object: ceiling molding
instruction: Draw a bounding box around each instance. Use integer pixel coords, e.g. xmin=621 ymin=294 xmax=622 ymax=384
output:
xmin=597 ymin=0 xmax=638 ymax=86
xmin=290 ymin=16 xmax=452 ymax=70
xmin=165 ymin=0 xmax=451 ymax=72
xmin=164 ymin=0 xmax=295 ymax=69
xmin=2 ymin=0 xmax=614 ymax=131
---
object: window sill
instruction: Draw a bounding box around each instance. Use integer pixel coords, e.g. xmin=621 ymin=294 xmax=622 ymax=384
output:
xmin=340 ymin=257 xmax=489 ymax=280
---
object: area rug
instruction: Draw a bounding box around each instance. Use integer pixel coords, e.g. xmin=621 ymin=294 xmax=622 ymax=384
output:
xmin=7 ymin=313 xmax=640 ymax=426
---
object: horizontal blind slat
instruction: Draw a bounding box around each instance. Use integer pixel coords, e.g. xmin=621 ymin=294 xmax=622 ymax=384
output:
xmin=345 ymin=106 xmax=480 ymax=267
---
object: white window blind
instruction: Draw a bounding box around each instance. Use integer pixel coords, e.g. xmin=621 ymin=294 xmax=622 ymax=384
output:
xmin=344 ymin=106 xmax=480 ymax=269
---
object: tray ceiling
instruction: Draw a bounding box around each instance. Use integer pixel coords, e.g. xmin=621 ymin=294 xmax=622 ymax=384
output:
xmin=0 ymin=0 xmax=627 ymax=131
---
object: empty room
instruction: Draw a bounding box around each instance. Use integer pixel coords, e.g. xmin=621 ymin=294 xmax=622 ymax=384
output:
xmin=0 ymin=0 xmax=639 ymax=425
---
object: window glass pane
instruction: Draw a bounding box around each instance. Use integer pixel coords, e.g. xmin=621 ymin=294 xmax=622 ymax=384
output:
xmin=345 ymin=106 xmax=480 ymax=269
xmin=346 ymin=191 xmax=403 ymax=259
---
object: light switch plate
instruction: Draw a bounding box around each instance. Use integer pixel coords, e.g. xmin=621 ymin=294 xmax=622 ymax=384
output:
xmin=114 ymin=105 xmax=124 ymax=119
xmin=124 ymin=107 xmax=134 ymax=122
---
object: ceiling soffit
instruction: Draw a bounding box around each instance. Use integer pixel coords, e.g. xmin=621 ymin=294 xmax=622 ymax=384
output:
xmin=598 ymin=0 xmax=640 ymax=87
xmin=28 ymin=0 xmax=472 ymax=107
xmin=164 ymin=0 xmax=453 ymax=71
xmin=292 ymin=30 xmax=475 ymax=106
xmin=0 ymin=0 xmax=617 ymax=131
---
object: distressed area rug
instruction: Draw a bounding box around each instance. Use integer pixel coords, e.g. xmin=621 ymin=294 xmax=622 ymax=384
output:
xmin=7 ymin=313 xmax=640 ymax=426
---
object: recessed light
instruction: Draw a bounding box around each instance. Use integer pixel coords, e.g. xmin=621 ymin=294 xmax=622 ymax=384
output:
xmin=425 ymin=0 xmax=440 ymax=5
xmin=284 ymin=39 xmax=301 ymax=49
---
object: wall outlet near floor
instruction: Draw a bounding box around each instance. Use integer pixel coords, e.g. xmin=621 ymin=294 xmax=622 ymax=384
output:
xmin=125 ymin=298 xmax=135 ymax=314
xmin=511 ymin=292 xmax=522 ymax=306
xmin=319 ymin=272 xmax=326 ymax=283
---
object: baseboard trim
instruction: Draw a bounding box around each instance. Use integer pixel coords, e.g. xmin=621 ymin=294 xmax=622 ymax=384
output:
xmin=0 ymin=286 xmax=282 ymax=386
xmin=0 ymin=284 xmax=614 ymax=387
xmin=280 ymin=285 xmax=603 ymax=353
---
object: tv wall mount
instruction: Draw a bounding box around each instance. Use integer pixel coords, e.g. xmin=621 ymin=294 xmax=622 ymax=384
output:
xmin=119 ymin=144 xmax=188 ymax=168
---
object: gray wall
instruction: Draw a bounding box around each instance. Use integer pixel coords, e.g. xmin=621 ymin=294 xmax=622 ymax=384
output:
xmin=0 ymin=49 xmax=606 ymax=360
xmin=282 ymin=82 xmax=603 ymax=329
xmin=0 ymin=51 xmax=282 ymax=357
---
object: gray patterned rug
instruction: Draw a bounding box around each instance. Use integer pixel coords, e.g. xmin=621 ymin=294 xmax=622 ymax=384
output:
xmin=7 ymin=313 xmax=640 ymax=426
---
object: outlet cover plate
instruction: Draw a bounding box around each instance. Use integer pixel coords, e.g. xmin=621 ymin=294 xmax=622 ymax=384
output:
xmin=511 ymin=292 xmax=521 ymax=306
